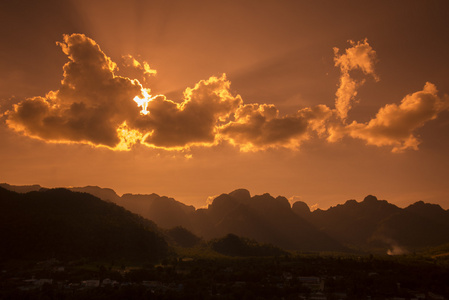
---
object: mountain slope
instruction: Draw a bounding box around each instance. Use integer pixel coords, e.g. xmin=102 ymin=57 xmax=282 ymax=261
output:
xmin=293 ymin=195 xmax=449 ymax=253
xmin=0 ymin=187 xmax=168 ymax=262
xmin=374 ymin=201 xmax=449 ymax=250
xmin=69 ymin=186 xmax=195 ymax=229
xmin=120 ymin=193 xmax=195 ymax=229
xmin=193 ymin=190 xmax=345 ymax=252
xmin=303 ymin=195 xmax=401 ymax=248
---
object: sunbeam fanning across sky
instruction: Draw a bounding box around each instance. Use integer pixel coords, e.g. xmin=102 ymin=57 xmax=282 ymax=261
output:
xmin=5 ymin=34 xmax=447 ymax=153
xmin=1 ymin=0 xmax=449 ymax=210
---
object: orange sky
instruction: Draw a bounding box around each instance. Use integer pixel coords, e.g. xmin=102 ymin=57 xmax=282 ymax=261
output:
xmin=1 ymin=0 xmax=449 ymax=209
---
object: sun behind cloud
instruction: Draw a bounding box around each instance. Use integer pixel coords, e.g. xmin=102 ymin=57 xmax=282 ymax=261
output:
xmin=5 ymin=34 xmax=449 ymax=153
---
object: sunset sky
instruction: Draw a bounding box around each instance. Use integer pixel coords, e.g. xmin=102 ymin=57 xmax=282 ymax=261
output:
xmin=1 ymin=0 xmax=449 ymax=210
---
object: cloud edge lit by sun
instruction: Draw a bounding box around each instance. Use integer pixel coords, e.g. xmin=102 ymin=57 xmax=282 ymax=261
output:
xmin=4 ymin=34 xmax=449 ymax=153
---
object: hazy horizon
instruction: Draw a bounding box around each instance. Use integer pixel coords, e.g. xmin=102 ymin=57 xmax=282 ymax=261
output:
xmin=2 ymin=182 xmax=448 ymax=211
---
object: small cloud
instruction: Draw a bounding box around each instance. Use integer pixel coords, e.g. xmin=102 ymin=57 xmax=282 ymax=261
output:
xmin=121 ymin=54 xmax=157 ymax=83
xmin=387 ymin=243 xmax=409 ymax=255
xmin=333 ymin=39 xmax=378 ymax=121
xmin=333 ymin=39 xmax=378 ymax=76
xmin=0 ymin=97 xmax=19 ymax=118
xmin=203 ymin=194 xmax=220 ymax=208
xmin=334 ymin=73 xmax=359 ymax=121
xmin=373 ymin=235 xmax=409 ymax=255
xmin=310 ymin=203 xmax=319 ymax=211
xmin=288 ymin=195 xmax=302 ymax=205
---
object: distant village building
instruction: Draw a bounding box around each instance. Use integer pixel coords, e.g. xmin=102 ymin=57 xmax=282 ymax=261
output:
xmin=298 ymin=276 xmax=324 ymax=292
xmin=82 ymin=280 xmax=100 ymax=288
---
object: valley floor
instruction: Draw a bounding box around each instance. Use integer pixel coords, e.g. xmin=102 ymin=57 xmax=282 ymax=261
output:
xmin=1 ymin=254 xmax=448 ymax=300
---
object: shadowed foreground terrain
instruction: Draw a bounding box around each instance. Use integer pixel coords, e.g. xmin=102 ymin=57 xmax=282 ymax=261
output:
xmin=1 ymin=251 xmax=449 ymax=299
xmin=0 ymin=187 xmax=168 ymax=262
xmin=1 ymin=185 xmax=449 ymax=299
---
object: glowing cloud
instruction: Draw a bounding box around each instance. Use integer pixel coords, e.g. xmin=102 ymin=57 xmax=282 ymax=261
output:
xmin=122 ymin=54 xmax=157 ymax=83
xmin=4 ymin=34 xmax=448 ymax=153
xmin=5 ymin=34 xmax=243 ymax=151
xmin=220 ymin=104 xmax=332 ymax=151
xmin=138 ymin=74 xmax=243 ymax=148
xmin=6 ymin=34 xmax=143 ymax=149
xmin=344 ymin=83 xmax=449 ymax=152
xmin=333 ymin=39 xmax=378 ymax=121
xmin=115 ymin=122 xmax=144 ymax=151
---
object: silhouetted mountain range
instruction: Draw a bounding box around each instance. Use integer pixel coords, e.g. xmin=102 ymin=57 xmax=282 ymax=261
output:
xmin=293 ymin=195 xmax=449 ymax=253
xmin=63 ymin=186 xmax=343 ymax=251
xmin=0 ymin=183 xmax=42 ymax=193
xmin=192 ymin=190 xmax=344 ymax=252
xmin=2 ymin=183 xmax=449 ymax=254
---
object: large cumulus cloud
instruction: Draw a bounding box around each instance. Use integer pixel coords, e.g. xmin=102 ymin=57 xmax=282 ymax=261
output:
xmin=344 ymin=82 xmax=449 ymax=152
xmin=5 ymin=34 xmax=242 ymax=150
xmin=4 ymin=34 xmax=449 ymax=152
xmin=138 ymin=75 xmax=242 ymax=148
xmin=6 ymin=34 xmax=143 ymax=148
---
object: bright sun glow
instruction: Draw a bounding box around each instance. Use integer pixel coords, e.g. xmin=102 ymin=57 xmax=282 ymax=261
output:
xmin=133 ymin=88 xmax=152 ymax=115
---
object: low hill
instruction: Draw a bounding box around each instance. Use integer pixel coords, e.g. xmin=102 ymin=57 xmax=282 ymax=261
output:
xmin=210 ymin=233 xmax=286 ymax=257
xmin=0 ymin=187 xmax=168 ymax=262
xmin=165 ymin=226 xmax=202 ymax=248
